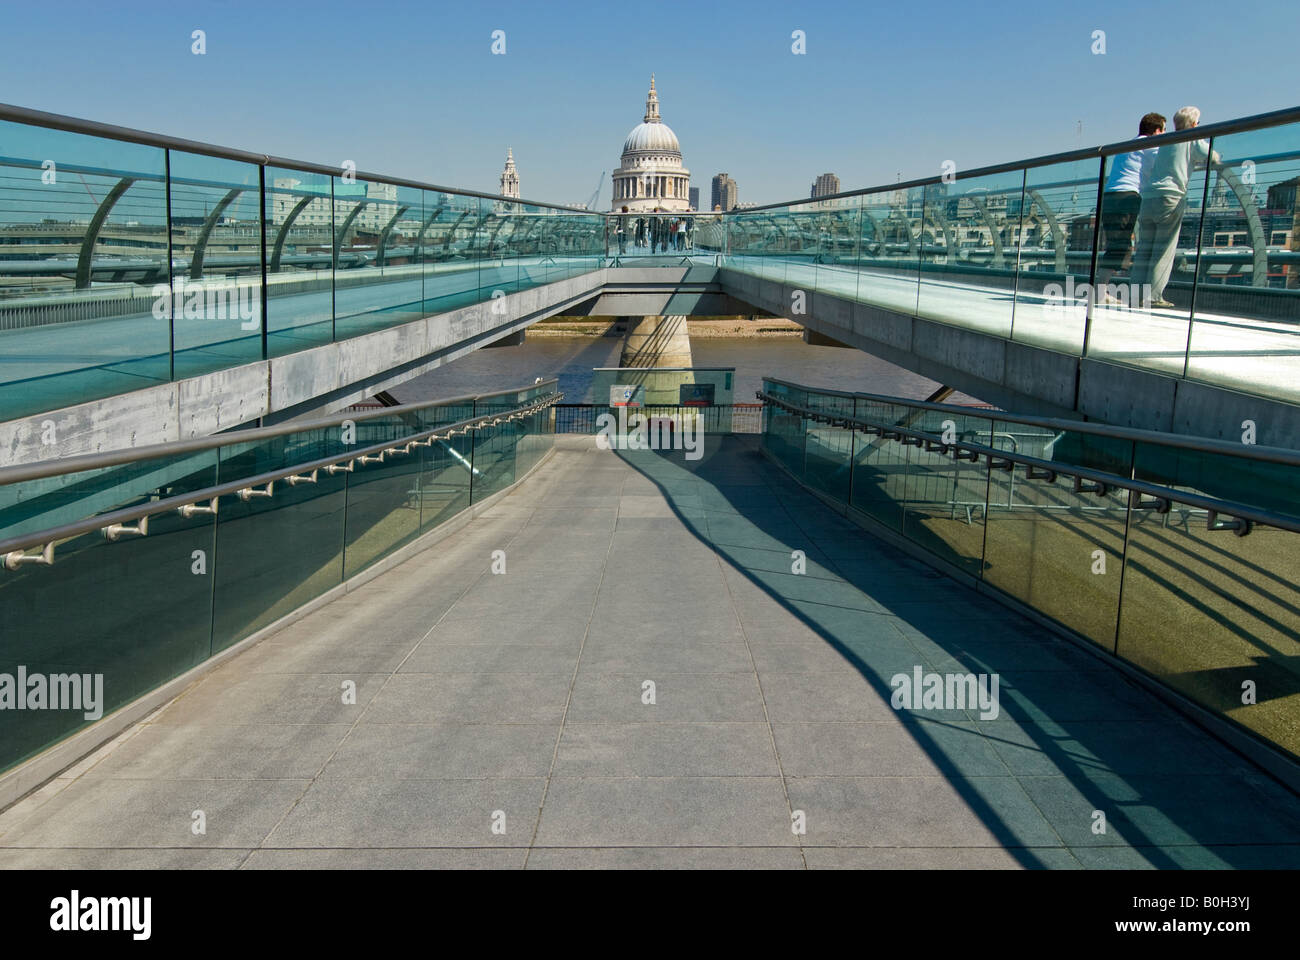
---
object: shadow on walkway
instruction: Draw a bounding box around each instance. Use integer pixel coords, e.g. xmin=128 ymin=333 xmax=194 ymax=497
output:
xmin=615 ymin=435 xmax=1300 ymax=869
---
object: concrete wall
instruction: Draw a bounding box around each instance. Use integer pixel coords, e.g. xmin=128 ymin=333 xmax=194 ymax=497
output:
xmin=718 ymin=267 xmax=1300 ymax=448
xmin=1 ymin=271 xmax=606 ymax=465
xmin=6 ymin=263 xmax=1298 ymax=465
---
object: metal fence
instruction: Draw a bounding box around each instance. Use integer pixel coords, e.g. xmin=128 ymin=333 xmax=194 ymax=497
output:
xmin=553 ymin=403 xmax=764 ymax=435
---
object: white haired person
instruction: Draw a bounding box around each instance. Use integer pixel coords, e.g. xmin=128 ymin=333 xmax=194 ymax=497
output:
xmin=1132 ymin=106 xmax=1219 ymax=309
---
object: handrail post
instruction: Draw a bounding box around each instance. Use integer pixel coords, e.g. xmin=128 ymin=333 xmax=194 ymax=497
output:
xmin=164 ymin=149 xmax=176 ymax=382
xmin=1183 ymin=136 xmax=1216 ymax=380
xmin=258 ymin=163 xmax=269 ymax=361
xmin=1080 ymin=156 xmax=1107 ymax=364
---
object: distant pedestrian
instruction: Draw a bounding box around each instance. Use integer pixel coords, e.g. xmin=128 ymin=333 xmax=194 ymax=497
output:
xmin=1132 ymin=106 xmax=1218 ymax=309
xmin=617 ymin=206 xmax=630 ymax=254
xmin=1097 ymin=112 xmax=1164 ymax=300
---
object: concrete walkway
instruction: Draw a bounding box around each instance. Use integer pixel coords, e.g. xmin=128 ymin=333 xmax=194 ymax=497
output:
xmin=2 ymin=436 xmax=1299 ymax=869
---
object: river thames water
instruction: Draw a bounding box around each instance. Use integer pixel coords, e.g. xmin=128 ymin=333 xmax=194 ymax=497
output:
xmin=394 ymin=336 xmax=982 ymax=406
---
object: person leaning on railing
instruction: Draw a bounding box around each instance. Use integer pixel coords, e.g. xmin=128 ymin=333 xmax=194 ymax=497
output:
xmin=1132 ymin=106 xmax=1220 ymax=309
xmin=1097 ymin=112 xmax=1165 ymax=301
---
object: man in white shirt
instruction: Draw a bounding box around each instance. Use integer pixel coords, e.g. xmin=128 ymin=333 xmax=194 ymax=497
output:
xmin=1097 ymin=112 xmax=1165 ymax=296
xmin=1132 ymin=106 xmax=1217 ymax=308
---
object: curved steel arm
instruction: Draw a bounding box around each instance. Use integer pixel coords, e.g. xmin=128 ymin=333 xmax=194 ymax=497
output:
xmin=75 ymin=176 xmax=137 ymax=288
xmin=434 ymin=209 xmax=472 ymax=255
xmin=412 ymin=197 xmax=448 ymax=262
xmin=375 ymin=203 xmax=412 ymax=267
xmin=1209 ymin=161 xmax=1269 ymax=288
xmin=270 ymin=193 xmax=318 ymax=272
xmin=890 ymin=204 xmax=919 ymax=259
xmin=332 ymin=197 xmax=374 ymax=266
xmin=1025 ymin=188 xmax=1066 ymax=274
xmin=924 ymin=203 xmax=957 ymax=256
xmin=967 ymin=195 xmax=1006 ymax=269
xmin=189 ymin=187 xmax=245 ymax=279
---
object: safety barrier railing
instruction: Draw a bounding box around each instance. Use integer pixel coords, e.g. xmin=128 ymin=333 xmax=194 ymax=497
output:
xmin=0 ymin=102 xmax=605 ymax=424
xmin=757 ymin=377 xmax=1300 ymax=766
xmin=0 ymin=379 xmax=561 ymax=775
xmin=725 ymin=105 xmax=1300 ymax=407
xmin=553 ymin=402 xmax=764 ymax=435
xmin=6 ymin=97 xmax=1298 ymax=436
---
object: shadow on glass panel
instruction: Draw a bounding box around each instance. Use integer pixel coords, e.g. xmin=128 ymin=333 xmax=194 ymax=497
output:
xmin=607 ymin=415 xmax=1300 ymax=867
xmin=1119 ymin=514 xmax=1300 ymax=759
xmin=760 ymin=381 xmax=807 ymax=477
xmin=1120 ymin=439 xmax=1300 ymax=757
xmin=982 ymin=422 xmax=1130 ymax=651
xmin=846 ymin=398 xmax=914 ymax=534
xmin=0 ymin=447 xmax=219 ymax=546
xmin=802 ymin=390 xmax=854 ymax=501
xmin=898 ymin=410 xmax=993 ymax=579
xmin=470 ymin=421 xmax=519 ymax=502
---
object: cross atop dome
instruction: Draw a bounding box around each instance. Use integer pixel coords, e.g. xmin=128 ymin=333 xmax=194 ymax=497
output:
xmin=644 ymin=74 xmax=660 ymax=124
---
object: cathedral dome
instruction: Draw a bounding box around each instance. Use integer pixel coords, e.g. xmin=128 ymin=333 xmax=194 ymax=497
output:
xmin=622 ymin=120 xmax=681 ymax=157
xmin=610 ymin=74 xmax=690 ymax=213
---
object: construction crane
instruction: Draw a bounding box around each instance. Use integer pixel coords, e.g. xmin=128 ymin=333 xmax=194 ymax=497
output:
xmin=584 ymin=171 xmax=604 ymax=211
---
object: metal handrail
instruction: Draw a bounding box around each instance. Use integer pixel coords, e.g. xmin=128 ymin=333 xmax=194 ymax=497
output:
xmin=0 ymin=391 xmax=562 ymax=563
xmin=0 ymin=379 xmax=560 ymax=486
xmin=0 ymin=102 xmax=598 ymax=215
xmin=759 ymin=378 xmax=1300 ymax=468
xmin=757 ymin=390 xmax=1300 ymax=536
xmin=732 ymin=104 xmax=1300 ymax=213
xmin=12 ymin=100 xmax=1294 ymax=222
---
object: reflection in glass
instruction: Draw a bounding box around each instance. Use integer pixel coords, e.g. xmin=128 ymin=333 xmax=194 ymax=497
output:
xmin=264 ymin=165 xmax=334 ymax=356
xmin=168 ymin=151 xmax=264 ymax=377
xmin=1184 ymin=123 xmax=1300 ymax=404
xmin=919 ymin=171 xmax=1024 ymax=340
xmin=0 ymin=119 xmax=170 ymax=420
xmin=1010 ymin=160 xmax=1096 ymax=352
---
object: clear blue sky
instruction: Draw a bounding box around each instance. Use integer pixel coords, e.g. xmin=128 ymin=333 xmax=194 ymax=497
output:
xmin=2 ymin=0 xmax=1297 ymax=207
